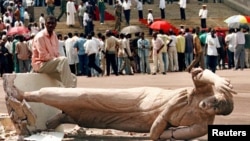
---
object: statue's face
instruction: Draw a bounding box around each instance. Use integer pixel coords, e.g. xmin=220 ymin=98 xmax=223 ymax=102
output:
xmin=199 ymin=94 xmax=232 ymax=115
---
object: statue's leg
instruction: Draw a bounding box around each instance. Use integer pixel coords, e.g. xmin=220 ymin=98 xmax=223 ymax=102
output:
xmin=46 ymin=112 xmax=76 ymax=129
xmin=23 ymin=91 xmax=41 ymax=102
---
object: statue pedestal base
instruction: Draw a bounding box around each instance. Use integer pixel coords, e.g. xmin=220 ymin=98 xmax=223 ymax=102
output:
xmin=3 ymin=73 xmax=63 ymax=135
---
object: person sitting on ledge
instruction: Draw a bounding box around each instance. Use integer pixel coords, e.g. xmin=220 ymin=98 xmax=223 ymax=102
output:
xmin=31 ymin=15 xmax=76 ymax=88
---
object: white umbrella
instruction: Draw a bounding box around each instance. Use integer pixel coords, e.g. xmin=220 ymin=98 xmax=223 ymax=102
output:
xmin=224 ymin=15 xmax=250 ymax=28
xmin=121 ymin=25 xmax=142 ymax=34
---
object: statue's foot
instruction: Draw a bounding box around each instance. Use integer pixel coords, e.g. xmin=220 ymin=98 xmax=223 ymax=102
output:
xmin=3 ymin=74 xmax=24 ymax=101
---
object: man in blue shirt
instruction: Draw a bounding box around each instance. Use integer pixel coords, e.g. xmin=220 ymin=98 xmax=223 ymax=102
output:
xmin=74 ymin=33 xmax=88 ymax=76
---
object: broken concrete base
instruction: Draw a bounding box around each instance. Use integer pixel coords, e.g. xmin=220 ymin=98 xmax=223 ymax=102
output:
xmin=0 ymin=114 xmax=15 ymax=132
xmin=3 ymin=73 xmax=63 ymax=135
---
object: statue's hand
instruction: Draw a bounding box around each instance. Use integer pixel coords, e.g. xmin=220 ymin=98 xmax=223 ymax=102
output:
xmin=214 ymin=77 xmax=237 ymax=97
xmin=150 ymin=90 xmax=187 ymax=140
xmin=168 ymin=89 xmax=188 ymax=106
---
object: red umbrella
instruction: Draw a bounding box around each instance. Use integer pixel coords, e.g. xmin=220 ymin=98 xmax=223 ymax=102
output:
xmin=150 ymin=20 xmax=179 ymax=34
xmin=7 ymin=26 xmax=30 ymax=36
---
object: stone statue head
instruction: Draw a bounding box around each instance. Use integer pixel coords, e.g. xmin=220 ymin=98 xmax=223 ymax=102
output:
xmin=199 ymin=94 xmax=234 ymax=116
xmin=216 ymin=94 xmax=234 ymax=116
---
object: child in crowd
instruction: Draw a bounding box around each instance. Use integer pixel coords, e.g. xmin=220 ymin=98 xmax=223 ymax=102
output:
xmin=39 ymin=13 xmax=45 ymax=29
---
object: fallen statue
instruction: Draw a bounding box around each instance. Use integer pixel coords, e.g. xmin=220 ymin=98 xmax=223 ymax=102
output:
xmin=3 ymin=68 xmax=236 ymax=140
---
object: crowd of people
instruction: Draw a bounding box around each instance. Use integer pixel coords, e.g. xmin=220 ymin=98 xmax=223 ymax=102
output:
xmin=0 ymin=0 xmax=249 ymax=80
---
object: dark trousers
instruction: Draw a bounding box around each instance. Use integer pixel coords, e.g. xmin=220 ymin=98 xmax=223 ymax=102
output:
xmin=106 ymin=53 xmax=118 ymax=76
xmin=47 ymin=5 xmax=55 ymax=16
xmin=217 ymin=47 xmax=226 ymax=69
xmin=207 ymin=55 xmax=218 ymax=73
xmin=167 ymin=0 xmax=173 ymax=4
xmin=180 ymin=8 xmax=186 ymax=20
xmin=178 ymin=52 xmax=186 ymax=71
xmin=160 ymin=8 xmax=165 ymax=19
xmin=201 ymin=18 xmax=207 ymax=28
xmin=124 ymin=9 xmax=130 ymax=25
xmin=88 ymin=53 xmax=102 ymax=76
xmin=84 ymin=25 xmax=89 ymax=35
xmin=57 ymin=8 xmax=66 ymax=21
xmin=69 ymin=64 xmax=77 ymax=75
xmin=78 ymin=54 xmax=89 ymax=75
xmin=148 ymin=21 xmax=153 ymax=35
xmin=149 ymin=28 xmax=153 ymax=35
xmin=138 ymin=10 xmax=143 ymax=19
xmin=227 ymin=49 xmax=235 ymax=69
xmin=108 ymin=0 xmax=113 ymax=5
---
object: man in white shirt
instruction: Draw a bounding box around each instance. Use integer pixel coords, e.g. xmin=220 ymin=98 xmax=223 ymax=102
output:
xmin=14 ymin=19 xmax=24 ymax=27
xmin=147 ymin=9 xmax=153 ymax=35
xmin=159 ymin=0 xmax=165 ymax=19
xmin=24 ymin=8 xmax=30 ymax=27
xmin=136 ymin=0 xmax=143 ymax=20
xmin=225 ymin=28 xmax=236 ymax=69
xmin=122 ymin=0 xmax=131 ymax=25
xmin=151 ymin=32 xmax=165 ymax=75
xmin=39 ymin=13 xmax=45 ymax=29
xmin=65 ymin=32 xmax=79 ymax=74
xmin=199 ymin=5 xmax=208 ymax=28
xmin=179 ymin=0 xmax=186 ymax=20
xmin=84 ymin=34 xmax=103 ymax=77
xmin=234 ymin=27 xmax=245 ymax=70
xmin=3 ymin=12 xmax=12 ymax=25
xmin=83 ymin=10 xmax=89 ymax=35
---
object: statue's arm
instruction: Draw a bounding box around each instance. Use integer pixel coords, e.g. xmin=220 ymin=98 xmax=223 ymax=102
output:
xmin=159 ymin=123 xmax=208 ymax=140
xmin=191 ymin=68 xmax=237 ymax=96
xmin=149 ymin=91 xmax=187 ymax=140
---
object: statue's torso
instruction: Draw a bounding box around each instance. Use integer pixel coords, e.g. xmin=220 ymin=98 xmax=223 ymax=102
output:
xmin=61 ymin=87 xmax=197 ymax=132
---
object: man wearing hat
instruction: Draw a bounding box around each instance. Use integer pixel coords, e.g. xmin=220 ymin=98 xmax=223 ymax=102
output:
xmin=199 ymin=4 xmax=208 ymax=28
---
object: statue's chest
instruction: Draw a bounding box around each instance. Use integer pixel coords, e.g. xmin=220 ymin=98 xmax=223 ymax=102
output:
xmin=169 ymin=106 xmax=204 ymax=126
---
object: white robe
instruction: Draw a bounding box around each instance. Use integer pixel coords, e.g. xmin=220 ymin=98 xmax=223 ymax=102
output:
xmin=66 ymin=1 xmax=76 ymax=25
xmin=65 ymin=38 xmax=79 ymax=65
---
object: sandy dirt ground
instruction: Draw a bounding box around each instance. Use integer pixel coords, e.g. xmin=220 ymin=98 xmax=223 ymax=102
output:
xmin=0 ymin=68 xmax=250 ymax=141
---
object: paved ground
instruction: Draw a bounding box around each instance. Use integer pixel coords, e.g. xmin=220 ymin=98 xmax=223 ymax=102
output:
xmin=1 ymin=68 xmax=250 ymax=140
